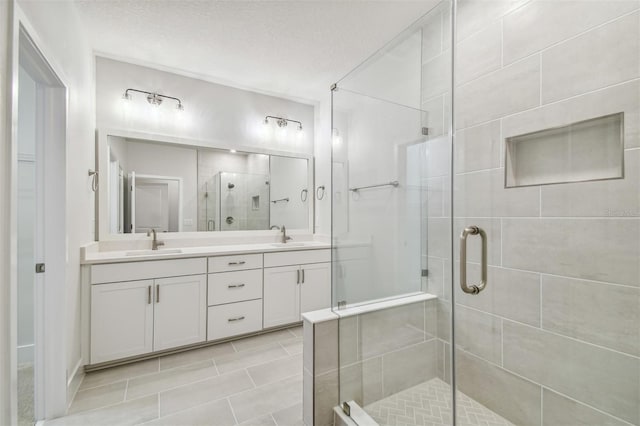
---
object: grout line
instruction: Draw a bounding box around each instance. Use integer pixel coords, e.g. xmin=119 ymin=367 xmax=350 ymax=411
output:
xmin=538 ymin=185 xmax=542 ymax=218
xmin=227 ymin=397 xmax=239 ymax=425
xmin=123 ymin=379 xmax=129 ymax=402
xmin=500 ymin=318 xmax=504 ymax=367
xmin=540 ymin=386 xmax=543 ymax=426
xmin=279 ymin=341 xmax=292 ymax=356
xmin=246 ymin=367 xmax=258 ymax=388
xmin=539 ymin=275 xmax=543 ymax=328
xmin=212 ymin=356 xmax=220 ymax=377
xmin=539 ymin=53 xmax=543 ymax=105
xmin=500 ymin=18 xmax=504 ymax=68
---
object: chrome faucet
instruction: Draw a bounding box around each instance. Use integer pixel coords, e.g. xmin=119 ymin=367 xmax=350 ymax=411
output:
xmin=281 ymin=225 xmax=292 ymax=244
xmin=147 ymin=228 xmax=165 ymax=250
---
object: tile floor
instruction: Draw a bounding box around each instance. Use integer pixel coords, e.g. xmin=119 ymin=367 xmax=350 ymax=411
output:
xmin=46 ymin=326 xmax=304 ymax=426
xmin=364 ymin=378 xmax=513 ymax=426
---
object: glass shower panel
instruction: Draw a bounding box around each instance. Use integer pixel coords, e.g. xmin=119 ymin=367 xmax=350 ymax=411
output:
xmin=331 ymin=88 xmax=427 ymax=307
xmin=333 ymin=2 xmax=453 ymax=424
xmin=452 ymin=1 xmax=640 ymax=425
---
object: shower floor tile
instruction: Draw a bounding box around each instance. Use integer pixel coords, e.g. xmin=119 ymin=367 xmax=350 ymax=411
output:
xmin=364 ymin=378 xmax=513 ymax=426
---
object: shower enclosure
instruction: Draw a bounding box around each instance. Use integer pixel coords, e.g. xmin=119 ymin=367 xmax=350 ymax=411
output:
xmin=332 ymin=1 xmax=640 ymax=425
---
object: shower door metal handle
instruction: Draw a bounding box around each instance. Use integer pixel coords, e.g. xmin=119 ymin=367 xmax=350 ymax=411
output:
xmin=460 ymin=226 xmax=487 ymax=295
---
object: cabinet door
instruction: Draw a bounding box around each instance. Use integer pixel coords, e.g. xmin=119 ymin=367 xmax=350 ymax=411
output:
xmin=91 ymin=280 xmax=154 ymax=364
xmin=300 ymin=262 xmax=331 ymax=316
xmin=263 ymin=265 xmax=300 ymax=328
xmin=153 ymin=274 xmax=207 ymax=351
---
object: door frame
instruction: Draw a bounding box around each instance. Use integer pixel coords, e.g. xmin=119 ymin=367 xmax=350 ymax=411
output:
xmin=8 ymin=5 xmax=69 ymax=422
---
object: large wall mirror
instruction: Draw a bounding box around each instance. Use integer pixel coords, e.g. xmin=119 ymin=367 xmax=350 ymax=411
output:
xmin=97 ymin=130 xmax=313 ymax=239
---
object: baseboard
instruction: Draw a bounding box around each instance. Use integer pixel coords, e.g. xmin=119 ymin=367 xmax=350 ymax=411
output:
xmin=66 ymin=358 xmax=84 ymax=409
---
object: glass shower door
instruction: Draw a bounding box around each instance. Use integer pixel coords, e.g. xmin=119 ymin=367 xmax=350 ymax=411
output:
xmin=452 ymin=1 xmax=640 ymax=425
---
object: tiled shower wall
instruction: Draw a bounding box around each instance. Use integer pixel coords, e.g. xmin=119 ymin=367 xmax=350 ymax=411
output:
xmin=426 ymin=1 xmax=640 ymax=425
xmin=304 ymin=300 xmax=438 ymax=426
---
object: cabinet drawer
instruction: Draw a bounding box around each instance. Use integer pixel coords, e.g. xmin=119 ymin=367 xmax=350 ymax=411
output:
xmin=208 ymin=254 xmax=263 ymax=273
xmin=91 ymin=258 xmax=207 ymax=284
xmin=208 ymin=270 xmax=262 ymax=306
xmin=264 ymin=249 xmax=331 ymax=268
xmin=207 ymin=300 xmax=263 ymax=341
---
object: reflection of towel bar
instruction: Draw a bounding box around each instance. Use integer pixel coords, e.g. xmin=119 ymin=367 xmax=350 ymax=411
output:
xmin=349 ymin=181 xmax=399 ymax=192
xmin=271 ymin=197 xmax=290 ymax=204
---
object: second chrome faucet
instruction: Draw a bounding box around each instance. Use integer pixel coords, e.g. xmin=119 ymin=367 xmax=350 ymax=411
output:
xmin=280 ymin=225 xmax=292 ymax=244
xmin=147 ymin=228 xmax=165 ymax=250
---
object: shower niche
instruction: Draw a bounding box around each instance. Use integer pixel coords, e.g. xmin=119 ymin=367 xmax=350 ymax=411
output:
xmin=505 ymin=112 xmax=624 ymax=188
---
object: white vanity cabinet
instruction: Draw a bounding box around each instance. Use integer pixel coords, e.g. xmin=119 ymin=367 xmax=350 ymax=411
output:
xmin=263 ymin=249 xmax=331 ymax=328
xmin=90 ymin=280 xmax=154 ymax=363
xmin=90 ymin=258 xmax=207 ymax=364
xmin=207 ymin=254 xmax=264 ymax=341
xmin=87 ymin=247 xmax=331 ymax=365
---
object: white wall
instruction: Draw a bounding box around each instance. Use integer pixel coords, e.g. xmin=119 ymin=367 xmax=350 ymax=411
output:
xmin=96 ymin=57 xmax=315 ymax=156
xmin=16 ymin=0 xmax=96 ymax=399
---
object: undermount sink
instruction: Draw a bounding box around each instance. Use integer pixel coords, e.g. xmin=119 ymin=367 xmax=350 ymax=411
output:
xmin=125 ymin=248 xmax=183 ymax=256
xmin=270 ymin=242 xmax=308 ymax=248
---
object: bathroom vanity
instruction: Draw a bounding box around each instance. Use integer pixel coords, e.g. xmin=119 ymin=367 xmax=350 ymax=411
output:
xmin=83 ymin=242 xmax=330 ymax=366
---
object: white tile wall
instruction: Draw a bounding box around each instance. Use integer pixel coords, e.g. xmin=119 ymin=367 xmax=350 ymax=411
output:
xmin=424 ymin=1 xmax=640 ymax=425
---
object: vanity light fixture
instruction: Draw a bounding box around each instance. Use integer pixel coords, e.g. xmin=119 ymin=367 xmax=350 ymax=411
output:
xmin=122 ymin=88 xmax=184 ymax=111
xmin=264 ymin=115 xmax=303 ymax=131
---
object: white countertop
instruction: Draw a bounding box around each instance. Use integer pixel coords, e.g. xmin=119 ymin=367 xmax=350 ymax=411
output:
xmin=82 ymin=241 xmax=331 ymax=265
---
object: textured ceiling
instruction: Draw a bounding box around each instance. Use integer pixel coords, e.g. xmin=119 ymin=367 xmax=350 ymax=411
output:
xmin=74 ymin=0 xmax=440 ymax=103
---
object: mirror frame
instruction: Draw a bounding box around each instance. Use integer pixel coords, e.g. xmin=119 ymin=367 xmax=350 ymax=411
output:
xmin=96 ymin=128 xmax=315 ymax=240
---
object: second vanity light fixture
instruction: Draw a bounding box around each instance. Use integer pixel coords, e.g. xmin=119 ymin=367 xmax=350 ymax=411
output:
xmin=122 ymin=88 xmax=184 ymax=111
xmin=264 ymin=115 xmax=303 ymax=131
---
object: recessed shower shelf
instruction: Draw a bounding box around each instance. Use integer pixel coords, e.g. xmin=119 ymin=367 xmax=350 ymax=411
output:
xmin=505 ymin=112 xmax=624 ymax=188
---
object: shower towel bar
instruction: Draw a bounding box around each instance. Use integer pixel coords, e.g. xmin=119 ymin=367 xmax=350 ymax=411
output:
xmin=271 ymin=197 xmax=290 ymax=204
xmin=349 ymin=181 xmax=399 ymax=192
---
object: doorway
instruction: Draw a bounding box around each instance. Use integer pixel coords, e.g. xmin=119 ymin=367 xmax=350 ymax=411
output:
xmin=14 ymin=24 xmax=67 ymax=424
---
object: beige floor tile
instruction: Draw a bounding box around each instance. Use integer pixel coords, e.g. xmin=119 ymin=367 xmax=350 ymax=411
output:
xmin=229 ymin=375 xmax=303 ymax=423
xmin=127 ymin=360 xmax=218 ymax=401
xmin=159 ymin=343 xmax=235 ymax=371
xmin=272 ymin=403 xmax=303 ymax=426
xmin=279 ymin=337 xmax=303 ymax=355
xmin=238 ymin=415 xmax=277 ymax=426
xmin=159 ymin=369 xmax=254 ymax=417
xmin=45 ymin=395 xmax=158 ymax=426
xmin=144 ymin=398 xmax=236 ymax=426
xmin=231 ymin=329 xmax=297 ymax=352
xmin=68 ymin=381 xmax=126 ymax=414
xmin=247 ymin=354 xmax=302 ymax=387
xmin=215 ymin=343 xmax=289 ymax=374
xmin=288 ymin=326 xmax=303 ymax=338
xmin=80 ymin=359 xmax=159 ymax=390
